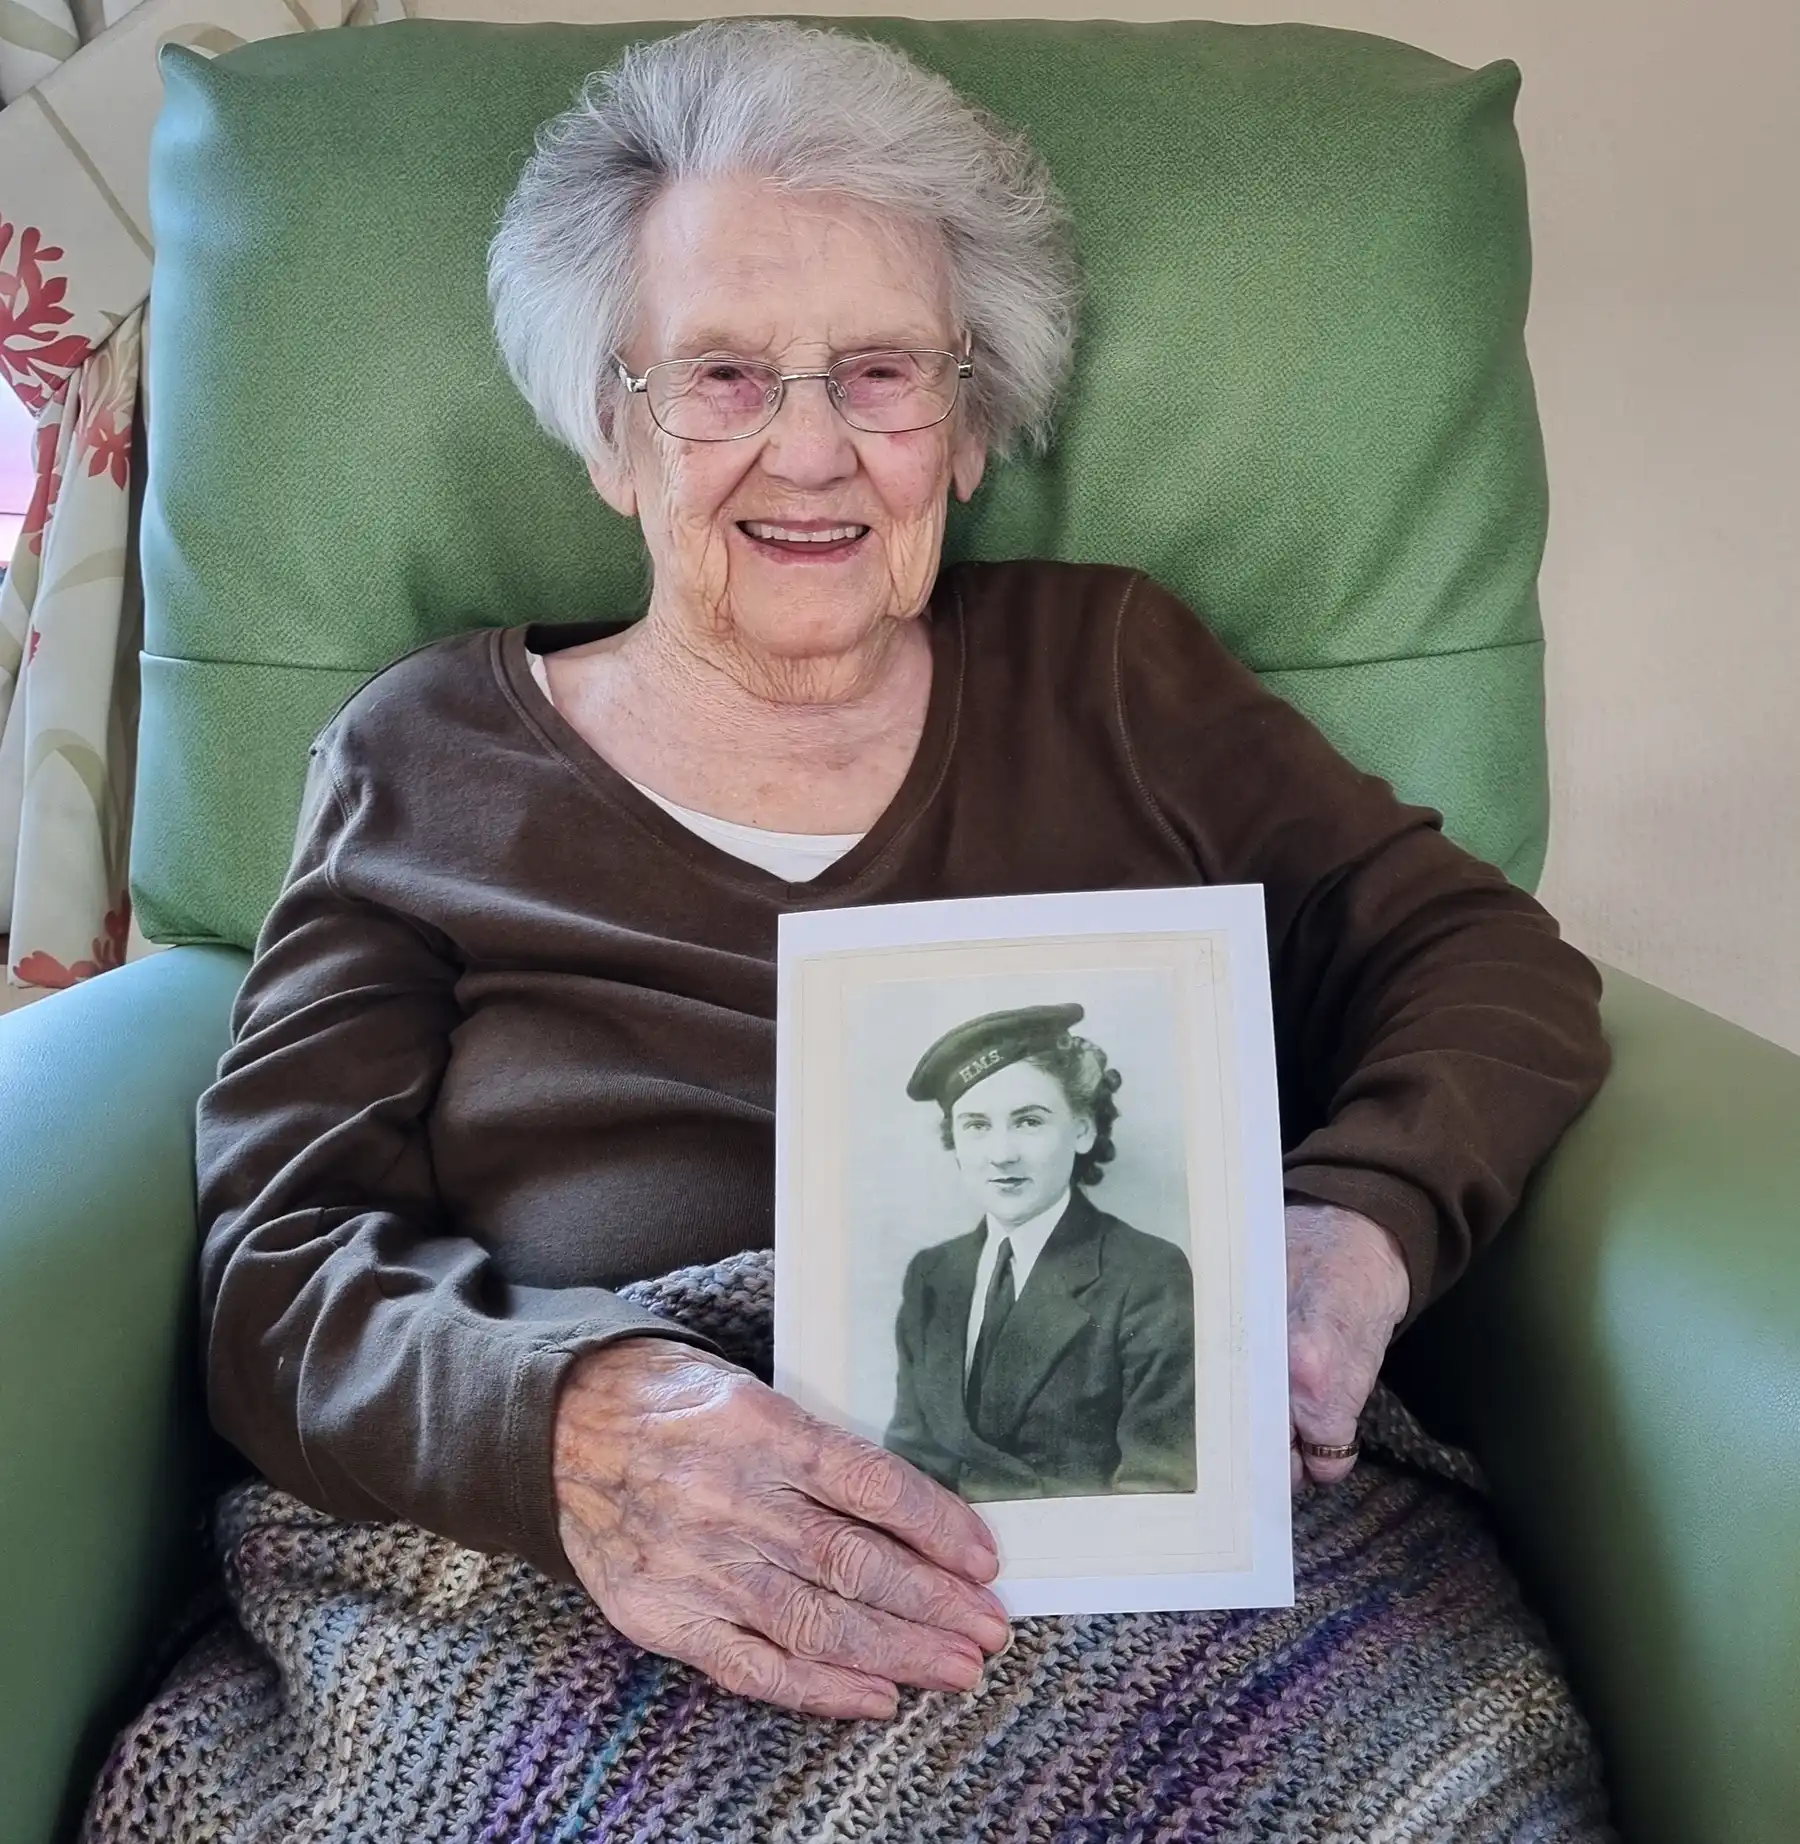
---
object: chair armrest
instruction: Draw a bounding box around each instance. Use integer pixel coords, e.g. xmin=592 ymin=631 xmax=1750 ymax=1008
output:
xmin=1398 ymin=965 xmax=1800 ymax=1844
xmin=0 ymin=948 xmax=246 ymax=1844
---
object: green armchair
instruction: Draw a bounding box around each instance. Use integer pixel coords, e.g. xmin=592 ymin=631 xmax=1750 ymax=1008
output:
xmin=7 ymin=954 xmax=1797 ymax=1844
xmin=2 ymin=18 xmax=1795 ymax=1844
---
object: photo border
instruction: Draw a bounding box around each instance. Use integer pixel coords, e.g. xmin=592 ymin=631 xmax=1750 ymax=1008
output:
xmin=777 ymin=886 xmax=1294 ymax=1616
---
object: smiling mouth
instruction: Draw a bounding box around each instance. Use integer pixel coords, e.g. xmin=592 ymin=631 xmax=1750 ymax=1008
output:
xmin=736 ymin=519 xmax=870 ymax=558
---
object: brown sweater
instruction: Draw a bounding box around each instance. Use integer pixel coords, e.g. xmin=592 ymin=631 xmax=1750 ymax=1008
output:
xmin=197 ymin=561 xmax=1607 ymax=1582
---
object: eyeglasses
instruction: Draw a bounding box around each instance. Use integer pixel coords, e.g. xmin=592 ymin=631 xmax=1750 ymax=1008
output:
xmin=615 ymin=347 xmax=974 ymax=442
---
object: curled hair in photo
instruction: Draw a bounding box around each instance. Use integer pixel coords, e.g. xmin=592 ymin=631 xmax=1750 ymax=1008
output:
xmin=939 ymin=1031 xmax=1123 ymax=1187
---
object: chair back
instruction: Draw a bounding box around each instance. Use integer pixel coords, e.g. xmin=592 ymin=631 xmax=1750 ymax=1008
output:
xmin=139 ymin=17 xmax=1548 ymax=948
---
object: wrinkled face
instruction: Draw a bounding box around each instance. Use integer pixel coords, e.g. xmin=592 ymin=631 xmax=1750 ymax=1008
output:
xmin=949 ymin=1059 xmax=1094 ymax=1230
xmin=591 ymin=176 xmax=987 ymax=684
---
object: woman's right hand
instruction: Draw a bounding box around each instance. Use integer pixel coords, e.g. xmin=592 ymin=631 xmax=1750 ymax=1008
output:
xmin=552 ymin=1337 xmax=1012 ymax=1720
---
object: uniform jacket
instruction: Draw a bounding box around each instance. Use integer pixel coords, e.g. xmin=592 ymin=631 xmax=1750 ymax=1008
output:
xmin=884 ymin=1188 xmax=1197 ymax=1501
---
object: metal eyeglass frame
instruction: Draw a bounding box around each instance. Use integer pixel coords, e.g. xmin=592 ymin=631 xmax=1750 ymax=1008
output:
xmin=613 ymin=348 xmax=975 ymax=441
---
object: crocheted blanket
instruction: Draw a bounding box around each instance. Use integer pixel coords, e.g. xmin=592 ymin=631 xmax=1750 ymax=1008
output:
xmin=84 ymin=1251 xmax=1613 ymax=1842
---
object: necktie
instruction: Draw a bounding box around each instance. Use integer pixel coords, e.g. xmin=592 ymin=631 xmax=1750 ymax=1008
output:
xmin=965 ymin=1236 xmax=1016 ymax=1428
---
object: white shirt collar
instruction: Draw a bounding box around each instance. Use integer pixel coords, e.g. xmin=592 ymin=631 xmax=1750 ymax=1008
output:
xmin=965 ymin=1188 xmax=1073 ymax=1374
xmin=983 ymin=1187 xmax=1073 ymax=1281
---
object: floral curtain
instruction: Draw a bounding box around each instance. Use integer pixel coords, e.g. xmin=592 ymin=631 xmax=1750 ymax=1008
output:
xmin=0 ymin=0 xmax=390 ymax=999
xmin=0 ymin=0 xmax=143 ymax=991
xmin=0 ymin=292 xmax=141 ymax=988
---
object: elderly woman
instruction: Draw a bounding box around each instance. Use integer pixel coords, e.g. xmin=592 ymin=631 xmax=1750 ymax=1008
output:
xmin=193 ymin=15 xmax=1607 ymax=1808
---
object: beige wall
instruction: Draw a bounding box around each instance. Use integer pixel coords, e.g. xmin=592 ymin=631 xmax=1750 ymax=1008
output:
xmin=423 ymin=3 xmax=1800 ymax=1054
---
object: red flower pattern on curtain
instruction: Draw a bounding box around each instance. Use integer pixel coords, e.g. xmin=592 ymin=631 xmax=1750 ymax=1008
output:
xmin=2 ymin=212 xmax=129 ymax=992
xmin=12 ymin=897 xmax=131 ymax=989
xmin=0 ymin=218 xmax=91 ymax=414
xmin=74 ymin=330 xmax=134 ymax=487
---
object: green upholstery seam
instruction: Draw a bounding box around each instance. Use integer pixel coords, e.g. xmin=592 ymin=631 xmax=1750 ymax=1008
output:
xmin=138 ymin=933 xmax=251 ymax=951
xmin=1258 ymin=636 xmax=1544 ymax=676
xmin=140 ymin=634 xmax=1546 ymax=677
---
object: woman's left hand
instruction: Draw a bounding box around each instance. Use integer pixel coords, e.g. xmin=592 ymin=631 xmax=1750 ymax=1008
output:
xmin=1284 ymin=1201 xmax=1411 ymax=1490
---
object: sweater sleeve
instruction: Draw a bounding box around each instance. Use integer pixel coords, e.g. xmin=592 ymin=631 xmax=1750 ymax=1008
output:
xmin=1114 ymin=575 xmax=1609 ymax=1318
xmin=196 ymin=735 xmax=715 ymax=1582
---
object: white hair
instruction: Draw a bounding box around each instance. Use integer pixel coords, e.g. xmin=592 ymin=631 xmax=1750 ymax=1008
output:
xmin=487 ymin=20 xmax=1080 ymax=464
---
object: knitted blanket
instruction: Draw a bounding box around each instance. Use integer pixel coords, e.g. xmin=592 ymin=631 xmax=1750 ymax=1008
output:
xmin=84 ymin=1251 xmax=1614 ymax=1842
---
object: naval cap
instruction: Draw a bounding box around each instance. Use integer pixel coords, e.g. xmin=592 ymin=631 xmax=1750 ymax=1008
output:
xmin=905 ymin=1003 xmax=1085 ymax=1108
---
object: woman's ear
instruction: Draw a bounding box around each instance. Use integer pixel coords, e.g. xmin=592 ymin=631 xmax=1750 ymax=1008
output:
xmin=1073 ymin=1114 xmax=1097 ymax=1156
xmin=586 ymin=421 xmax=639 ymax=519
xmin=951 ymin=425 xmax=987 ymax=503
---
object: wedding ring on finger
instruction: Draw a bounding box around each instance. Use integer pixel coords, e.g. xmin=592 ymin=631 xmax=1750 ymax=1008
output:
xmin=1297 ymin=1438 xmax=1361 ymax=1463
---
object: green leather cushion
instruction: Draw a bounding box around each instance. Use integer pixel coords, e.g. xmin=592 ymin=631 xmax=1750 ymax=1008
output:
xmin=139 ymin=17 xmax=1548 ymax=950
xmin=0 ymin=948 xmax=247 ymax=1844
xmin=1397 ymin=970 xmax=1800 ymax=1844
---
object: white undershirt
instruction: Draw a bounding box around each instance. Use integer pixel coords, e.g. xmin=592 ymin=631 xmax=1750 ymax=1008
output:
xmin=964 ymin=1188 xmax=1072 ymax=1378
xmin=527 ymin=648 xmax=865 ymax=883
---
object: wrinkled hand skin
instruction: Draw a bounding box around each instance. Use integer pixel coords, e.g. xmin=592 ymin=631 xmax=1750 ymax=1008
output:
xmin=1285 ymin=1201 xmax=1412 ymax=1491
xmin=552 ymin=1340 xmax=1012 ymax=1721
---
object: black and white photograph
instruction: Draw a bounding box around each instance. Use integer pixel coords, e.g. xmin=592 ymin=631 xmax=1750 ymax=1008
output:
xmin=777 ymin=886 xmax=1295 ymax=1616
xmin=854 ymin=978 xmax=1199 ymax=1505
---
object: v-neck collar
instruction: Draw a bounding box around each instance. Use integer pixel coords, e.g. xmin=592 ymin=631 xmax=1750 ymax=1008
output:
xmin=493 ymin=574 xmax=966 ymax=900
